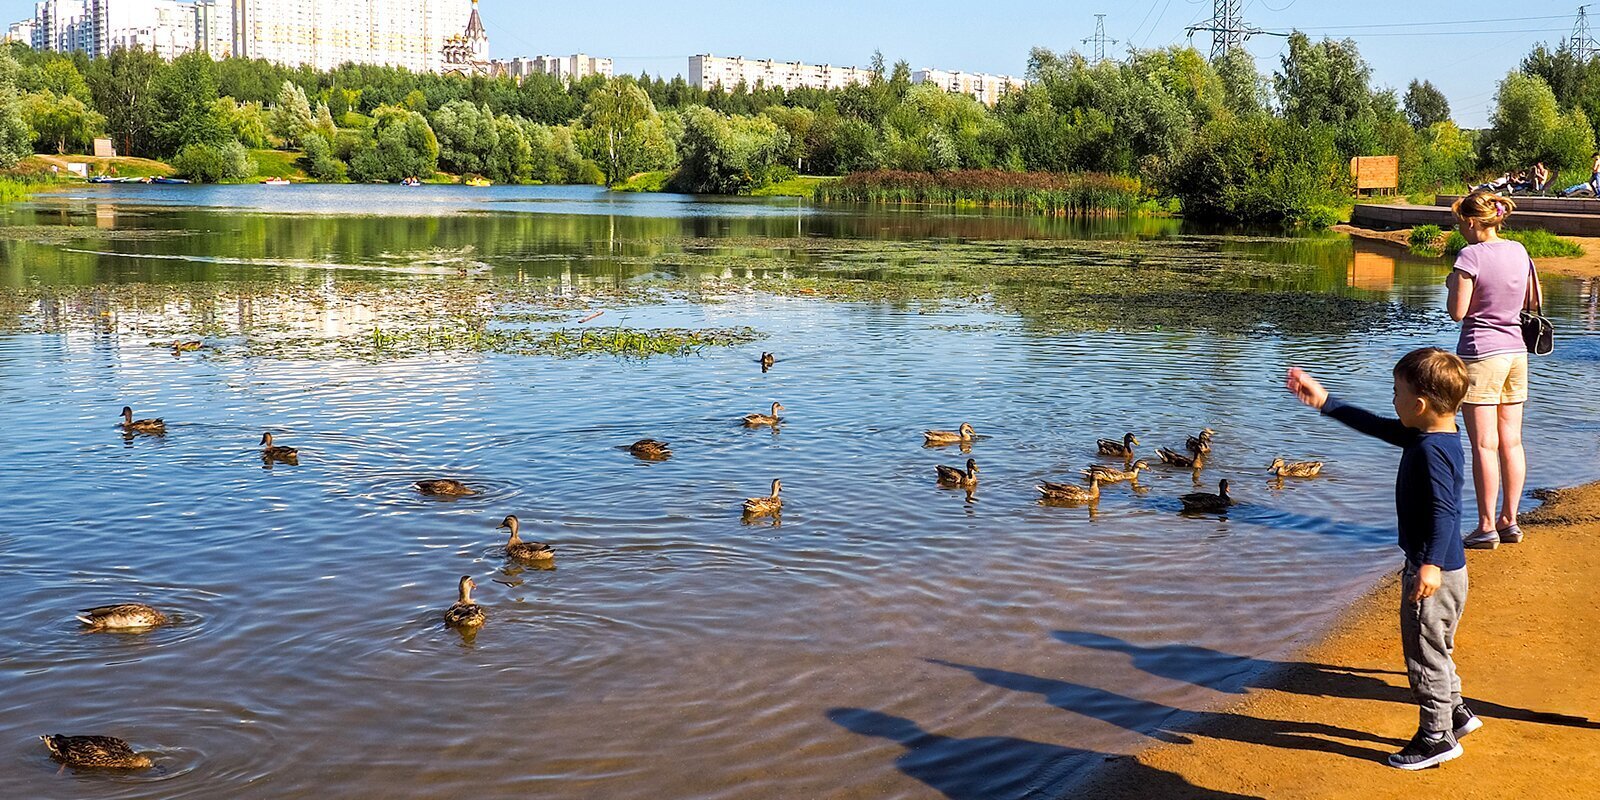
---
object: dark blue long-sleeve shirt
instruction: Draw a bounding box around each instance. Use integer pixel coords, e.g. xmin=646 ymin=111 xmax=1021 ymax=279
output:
xmin=1321 ymin=396 xmax=1467 ymax=571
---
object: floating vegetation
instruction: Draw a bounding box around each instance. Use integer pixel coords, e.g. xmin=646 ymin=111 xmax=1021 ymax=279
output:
xmin=349 ymin=325 xmax=762 ymax=361
xmin=815 ymin=170 xmax=1145 ymax=215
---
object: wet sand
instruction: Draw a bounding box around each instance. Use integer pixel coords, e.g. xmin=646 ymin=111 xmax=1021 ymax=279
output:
xmin=1080 ymin=481 xmax=1600 ymax=798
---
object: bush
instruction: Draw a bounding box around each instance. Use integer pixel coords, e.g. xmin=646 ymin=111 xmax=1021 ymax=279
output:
xmin=1167 ymin=114 xmax=1350 ymax=225
xmin=171 ymin=140 xmax=256 ymax=182
xmin=1408 ymin=224 xmax=1443 ymax=249
xmin=1303 ymin=205 xmax=1343 ymax=229
xmin=299 ymin=133 xmax=347 ymax=181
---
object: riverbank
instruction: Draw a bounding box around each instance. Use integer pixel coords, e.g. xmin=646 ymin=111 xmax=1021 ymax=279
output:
xmin=1080 ymin=481 xmax=1600 ymax=799
xmin=1336 ymin=223 xmax=1600 ymax=279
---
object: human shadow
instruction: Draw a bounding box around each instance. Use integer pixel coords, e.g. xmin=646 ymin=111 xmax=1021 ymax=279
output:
xmin=827 ymin=707 xmax=1263 ymax=800
xmin=1053 ymin=630 xmax=1599 ymax=731
xmin=928 ymin=659 xmax=1402 ymax=762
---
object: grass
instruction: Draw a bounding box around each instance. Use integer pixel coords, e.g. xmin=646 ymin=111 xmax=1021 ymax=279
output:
xmin=750 ymin=175 xmax=835 ymax=199
xmin=1423 ymin=228 xmax=1587 ymax=259
xmin=0 ymin=178 xmax=34 ymax=202
xmin=246 ymin=149 xmax=310 ymax=182
xmin=814 ymin=170 xmax=1145 ymax=215
xmin=22 ymin=154 xmax=174 ymax=179
xmin=613 ymin=171 xmax=672 ymax=193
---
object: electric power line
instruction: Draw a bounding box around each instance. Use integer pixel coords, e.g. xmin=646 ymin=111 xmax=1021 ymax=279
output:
xmin=1185 ymin=0 xmax=1287 ymax=59
xmin=1081 ymin=14 xmax=1119 ymax=61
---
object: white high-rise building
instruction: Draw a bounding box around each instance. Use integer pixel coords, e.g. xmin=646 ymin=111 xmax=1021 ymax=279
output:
xmin=912 ymin=68 xmax=1026 ymax=107
xmin=491 ymin=53 xmax=612 ymax=83
xmin=30 ymin=0 xmax=194 ymax=59
xmin=233 ymin=0 xmax=473 ymax=73
xmin=193 ymin=0 xmax=230 ymax=56
xmin=5 ymin=18 xmax=36 ymax=44
xmin=690 ymin=54 xmax=873 ymax=93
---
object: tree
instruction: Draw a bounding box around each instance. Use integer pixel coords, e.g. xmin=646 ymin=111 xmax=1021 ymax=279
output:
xmin=486 ymin=113 xmax=532 ymax=183
xmin=674 ymin=106 xmax=790 ymax=193
xmin=1403 ymin=80 xmax=1451 ymax=129
xmin=1213 ymin=48 xmax=1264 ymax=115
xmin=347 ymin=105 xmax=438 ymax=182
xmin=580 ymin=79 xmax=670 ymax=184
xmin=151 ymin=51 xmax=230 ymax=155
xmin=0 ymin=52 xmax=31 ymax=167
xmin=20 ymin=91 xmax=105 ymax=153
xmin=299 ymin=131 xmax=347 ymax=181
xmin=84 ymin=46 xmax=162 ymax=157
xmin=1481 ymin=71 xmax=1593 ymax=172
xmin=39 ymin=59 xmax=91 ymax=102
xmin=171 ymin=140 xmax=255 ymax=182
xmin=270 ymin=80 xmax=313 ymax=148
xmin=431 ymin=99 xmax=498 ymax=176
xmin=1275 ymin=33 xmax=1377 ymax=128
xmin=216 ymin=97 xmax=270 ymax=148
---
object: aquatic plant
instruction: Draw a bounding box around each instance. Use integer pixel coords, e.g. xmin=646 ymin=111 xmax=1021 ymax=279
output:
xmin=814 ymin=170 xmax=1144 ymax=216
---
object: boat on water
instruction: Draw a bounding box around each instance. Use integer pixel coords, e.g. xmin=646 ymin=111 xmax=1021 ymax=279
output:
xmin=149 ymin=177 xmax=191 ymax=185
xmin=401 ymin=177 xmax=422 ymax=187
xmin=464 ymin=177 xmax=492 ymax=187
xmin=261 ymin=177 xmax=291 ymax=185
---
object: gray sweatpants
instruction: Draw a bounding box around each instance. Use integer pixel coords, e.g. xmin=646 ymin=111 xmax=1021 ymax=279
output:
xmin=1400 ymin=564 xmax=1469 ymax=733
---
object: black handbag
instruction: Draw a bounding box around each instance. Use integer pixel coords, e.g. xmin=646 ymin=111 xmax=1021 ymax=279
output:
xmin=1520 ymin=260 xmax=1554 ymax=356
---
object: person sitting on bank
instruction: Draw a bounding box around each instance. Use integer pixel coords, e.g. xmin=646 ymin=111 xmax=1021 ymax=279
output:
xmin=1531 ymin=162 xmax=1552 ymax=193
xmin=1470 ymin=173 xmax=1513 ymax=194
xmin=1286 ymin=350 xmax=1478 ymax=771
xmin=1558 ymin=152 xmax=1600 ymax=197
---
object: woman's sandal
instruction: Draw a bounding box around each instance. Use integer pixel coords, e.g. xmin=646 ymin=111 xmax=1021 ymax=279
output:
xmin=1496 ymin=524 xmax=1524 ymax=544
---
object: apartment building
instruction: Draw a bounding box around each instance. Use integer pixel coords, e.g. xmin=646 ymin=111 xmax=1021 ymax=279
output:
xmin=911 ymin=67 xmax=1026 ymax=106
xmin=232 ymin=0 xmax=472 ymax=72
xmin=689 ymin=54 xmax=873 ymax=92
xmin=192 ymin=0 xmax=230 ymax=56
xmin=30 ymin=0 xmax=195 ymax=58
xmin=6 ymin=18 xmax=36 ymax=44
xmin=492 ymin=53 xmax=612 ymax=82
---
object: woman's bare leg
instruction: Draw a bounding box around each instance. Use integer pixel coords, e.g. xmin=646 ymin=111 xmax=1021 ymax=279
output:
xmin=1497 ymin=402 xmax=1526 ymax=530
xmin=1463 ymin=404 xmax=1501 ymax=535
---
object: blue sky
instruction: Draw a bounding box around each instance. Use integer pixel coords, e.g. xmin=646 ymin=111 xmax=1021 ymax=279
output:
xmin=4 ymin=0 xmax=1586 ymax=127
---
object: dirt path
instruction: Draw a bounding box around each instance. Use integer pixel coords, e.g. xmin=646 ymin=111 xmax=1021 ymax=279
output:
xmin=1079 ymin=482 xmax=1600 ymax=799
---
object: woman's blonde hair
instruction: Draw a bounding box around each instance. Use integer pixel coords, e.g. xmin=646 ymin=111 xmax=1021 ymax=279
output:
xmin=1451 ymin=189 xmax=1514 ymax=228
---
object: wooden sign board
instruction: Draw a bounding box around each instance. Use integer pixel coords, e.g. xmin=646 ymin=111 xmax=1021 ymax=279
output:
xmin=1350 ymin=156 xmax=1399 ymax=194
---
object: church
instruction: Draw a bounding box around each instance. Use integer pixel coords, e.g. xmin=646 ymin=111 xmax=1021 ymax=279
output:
xmin=439 ymin=0 xmax=491 ymax=78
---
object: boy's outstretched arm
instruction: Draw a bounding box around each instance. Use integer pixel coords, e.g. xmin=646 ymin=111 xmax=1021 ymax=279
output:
xmin=1285 ymin=368 xmax=1414 ymax=447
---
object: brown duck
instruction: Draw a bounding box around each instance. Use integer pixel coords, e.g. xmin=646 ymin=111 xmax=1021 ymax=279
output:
xmin=1268 ymin=458 xmax=1324 ymax=478
xmin=498 ymin=515 xmax=553 ymax=561
xmin=1085 ymin=459 xmax=1150 ymax=484
xmin=40 ymin=734 xmax=152 ymax=769
xmin=628 ymin=438 xmax=672 ymax=460
xmin=1096 ymin=433 xmax=1139 ymax=458
xmin=1185 ymin=428 xmax=1215 ymax=454
xmin=443 ymin=576 xmax=486 ymax=628
xmin=1158 ymin=447 xmax=1204 ymax=469
xmin=1038 ymin=473 xmax=1102 ymax=503
xmin=259 ymin=432 xmax=298 ymax=461
xmin=924 ymin=423 xmax=976 ymax=445
xmin=743 ymin=478 xmax=783 ymax=517
xmin=935 ymin=458 xmax=979 ymax=489
xmin=120 ymin=407 xmax=165 ymax=435
xmin=416 ymin=479 xmax=475 ymax=496
xmin=76 ymin=604 xmax=167 ymax=631
xmin=1181 ymin=479 xmax=1234 ymax=513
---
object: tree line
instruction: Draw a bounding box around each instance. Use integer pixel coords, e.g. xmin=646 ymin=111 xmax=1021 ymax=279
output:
xmin=0 ymin=37 xmax=1597 ymax=222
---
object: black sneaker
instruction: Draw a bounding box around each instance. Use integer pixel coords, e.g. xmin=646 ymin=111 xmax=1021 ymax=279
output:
xmin=1387 ymin=729 xmax=1463 ymax=770
xmin=1453 ymin=704 xmax=1484 ymax=740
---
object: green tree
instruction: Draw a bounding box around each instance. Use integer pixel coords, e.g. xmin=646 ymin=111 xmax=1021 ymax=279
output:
xmin=487 ymin=113 xmax=532 ymax=183
xmin=0 ymin=51 xmax=31 ymax=167
xmin=216 ymin=97 xmax=270 ymax=148
xmin=171 ymin=140 xmax=256 ymax=182
xmin=1481 ymin=72 xmax=1593 ymax=172
xmin=347 ymin=105 xmax=438 ymax=182
xmin=299 ymin=131 xmax=347 ymax=181
xmin=84 ymin=46 xmax=162 ymax=157
xmin=39 ymin=59 xmax=91 ymax=102
xmin=20 ymin=91 xmax=105 ymax=153
xmin=1275 ymin=33 xmax=1377 ymax=128
xmin=1214 ymin=47 xmax=1265 ymax=114
xmin=673 ymin=106 xmax=790 ymax=193
xmin=151 ymin=51 xmax=230 ymax=155
xmin=270 ymin=79 xmax=313 ymax=148
xmin=1403 ymin=80 xmax=1451 ymax=129
xmin=431 ymin=99 xmax=498 ymax=176
xmin=1167 ymin=113 xmax=1348 ymax=224
xmin=762 ymin=105 xmax=815 ymax=171
xmin=581 ymin=79 xmax=668 ymax=185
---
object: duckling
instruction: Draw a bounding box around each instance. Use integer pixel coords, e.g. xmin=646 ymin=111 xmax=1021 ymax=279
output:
xmin=1268 ymin=458 xmax=1324 ymax=478
xmin=1157 ymin=447 xmax=1204 ymax=469
xmin=1084 ymin=459 xmax=1150 ymax=484
xmin=628 ymin=438 xmax=672 ymax=460
xmin=259 ymin=432 xmax=298 ymax=461
xmin=39 ymin=734 xmax=152 ymax=770
xmin=742 ymin=478 xmax=783 ymax=517
xmin=743 ymin=402 xmax=784 ymax=427
xmin=171 ymin=340 xmax=202 ymax=352
xmin=498 ymin=515 xmax=553 ymax=561
xmin=75 ymin=603 xmax=167 ymax=631
xmin=1185 ymin=428 xmax=1216 ymax=455
xmin=415 ymin=479 xmax=475 ymax=496
xmin=443 ymin=575 xmax=486 ymax=628
xmin=1181 ymin=479 xmax=1234 ymax=513
xmin=759 ymin=352 xmax=775 ymax=372
xmin=1038 ymin=473 xmax=1102 ymax=503
xmin=935 ymin=458 xmax=979 ymax=489
xmin=1096 ymin=432 xmax=1139 ymax=458
xmin=924 ymin=423 xmax=976 ymax=445
xmin=119 ymin=406 xmax=165 ymax=435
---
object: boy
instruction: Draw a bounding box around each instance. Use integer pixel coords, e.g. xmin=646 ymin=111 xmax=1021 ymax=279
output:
xmin=1286 ymin=348 xmax=1480 ymax=770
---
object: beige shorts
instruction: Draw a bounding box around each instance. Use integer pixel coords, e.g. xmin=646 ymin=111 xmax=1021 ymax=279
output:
xmin=1463 ymin=353 xmax=1529 ymax=405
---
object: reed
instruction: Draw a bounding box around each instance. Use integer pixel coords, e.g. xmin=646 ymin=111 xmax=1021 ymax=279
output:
xmin=0 ymin=178 xmax=35 ymax=203
xmin=813 ymin=170 xmax=1144 ymax=215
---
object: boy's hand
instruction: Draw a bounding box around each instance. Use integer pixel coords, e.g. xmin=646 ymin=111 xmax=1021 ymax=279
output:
xmin=1410 ymin=564 xmax=1443 ymax=603
xmin=1286 ymin=368 xmax=1329 ymax=410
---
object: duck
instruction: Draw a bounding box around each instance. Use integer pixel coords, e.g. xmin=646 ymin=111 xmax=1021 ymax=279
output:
xmin=628 ymin=438 xmax=672 ymax=460
xmin=935 ymin=458 xmax=979 ymax=489
xmin=498 ymin=515 xmax=553 ymax=562
xmin=759 ymin=352 xmax=775 ymax=371
xmin=443 ymin=576 xmax=486 ymax=628
xmin=39 ymin=734 xmax=152 ymax=769
xmin=1268 ymin=458 xmax=1324 ymax=478
xmin=171 ymin=340 xmax=202 ymax=352
xmin=75 ymin=603 xmax=167 ymax=631
xmin=924 ymin=423 xmax=976 ymax=445
xmin=1096 ymin=432 xmax=1139 ymax=458
xmin=1157 ymin=447 xmax=1204 ymax=469
xmin=1181 ymin=479 xmax=1234 ymax=513
xmin=119 ymin=406 xmax=165 ymax=435
xmin=1185 ymin=428 xmax=1216 ymax=455
xmin=259 ymin=432 xmax=298 ymax=461
xmin=743 ymin=402 xmax=784 ymax=427
xmin=1038 ymin=473 xmax=1103 ymax=503
xmin=1084 ymin=459 xmax=1150 ymax=484
xmin=742 ymin=478 xmax=783 ymax=517
xmin=415 ymin=479 xmax=475 ymax=496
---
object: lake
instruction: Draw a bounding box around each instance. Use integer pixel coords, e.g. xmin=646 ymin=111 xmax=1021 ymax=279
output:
xmin=2 ymin=184 xmax=1598 ymax=798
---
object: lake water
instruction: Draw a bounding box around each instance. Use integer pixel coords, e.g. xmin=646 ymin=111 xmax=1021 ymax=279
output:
xmin=2 ymin=184 xmax=1598 ymax=798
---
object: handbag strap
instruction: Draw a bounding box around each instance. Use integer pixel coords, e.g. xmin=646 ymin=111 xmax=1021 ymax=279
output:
xmin=1524 ymin=259 xmax=1544 ymax=313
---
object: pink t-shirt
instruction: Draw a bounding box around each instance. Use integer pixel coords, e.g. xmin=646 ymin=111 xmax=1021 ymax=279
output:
xmin=1452 ymin=239 xmax=1531 ymax=360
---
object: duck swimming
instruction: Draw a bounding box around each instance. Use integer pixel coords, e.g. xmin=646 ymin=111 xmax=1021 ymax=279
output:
xmin=1157 ymin=447 xmax=1203 ymax=469
xmin=628 ymin=438 xmax=672 ymax=460
xmin=443 ymin=576 xmax=486 ymax=628
xmin=415 ymin=479 xmax=475 ymax=496
xmin=1038 ymin=473 xmax=1102 ymax=503
xmin=259 ymin=432 xmax=298 ymax=461
xmin=935 ymin=458 xmax=979 ymax=489
xmin=743 ymin=478 xmax=783 ymax=517
xmin=75 ymin=604 xmax=167 ymax=631
xmin=760 ymin=352 xmax=775 ymax=371
xmin=743 ymin=402 xmax=784 ymax=427
xmin=1085 ymin=459 xmax=1150 ymax=484
xmin=498 ymin=515 xmax=553 ymax=561
xmin=1097 ymin=433 xmax=1139 ymax=458
xmin=1181 ymin=479 xmax=1233 ymax=513
xmin=924 ymin=423 xmax=976 ymax=445
xmin=1185 ymin=428 xmax=1215 ymax=454
xmin=40 ymin=734 xmax=152 ymax=769
xmin=119 ymin=407 xmax=165 ymax=435
xmin=1268 ymin=458 xmax=1324 ymax=478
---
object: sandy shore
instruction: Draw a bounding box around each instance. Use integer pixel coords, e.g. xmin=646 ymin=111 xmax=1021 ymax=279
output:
xmin=1079 ymin=481 xmax=1600 ymax=799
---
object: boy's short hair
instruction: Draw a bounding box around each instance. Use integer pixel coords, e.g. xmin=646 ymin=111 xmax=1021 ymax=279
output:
xmin=1394 ymin=347 xmax=1469 ymax=413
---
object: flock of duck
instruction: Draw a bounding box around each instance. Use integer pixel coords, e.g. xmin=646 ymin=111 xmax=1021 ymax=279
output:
xmin=47 ymin=354 xmax=1326 ymax=771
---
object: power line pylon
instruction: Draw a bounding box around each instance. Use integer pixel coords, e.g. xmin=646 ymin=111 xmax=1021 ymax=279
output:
xmin=1185 ymin=0 xmax=1286 ymax=60
xmin=1570 ymin=5 xmax=1599 ymax=58
xmin=1081 ymin=14 xmax=1118 ymax=61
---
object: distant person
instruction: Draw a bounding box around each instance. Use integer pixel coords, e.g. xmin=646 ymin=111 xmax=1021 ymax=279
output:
xmin=1558 ymin=152 xmax=1600 ymax=197
xmin=1447 ymin=191 xmax=1535 ymax=549
xmin=1286 ymin=350 xmax=1476 ymax=770
xmin=1531 ymin=162 xmax=1552 ymax=193
xmin=1469 ymin=172 xmax=1512 ymax=194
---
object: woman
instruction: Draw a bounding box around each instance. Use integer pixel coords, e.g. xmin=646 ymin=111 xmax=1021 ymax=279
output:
xmin=1446 ymin=190 xmax=1536 ymax=550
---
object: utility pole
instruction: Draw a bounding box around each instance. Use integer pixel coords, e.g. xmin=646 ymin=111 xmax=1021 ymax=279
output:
xmin=1081 ymin=14 xmax=1118 ymax=62
xmin=1185 ymin=0 xmax=1286 ymax=60
xmin=1569 ymin=5 xmax=1599 ymax=58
